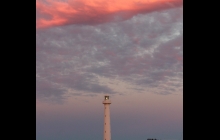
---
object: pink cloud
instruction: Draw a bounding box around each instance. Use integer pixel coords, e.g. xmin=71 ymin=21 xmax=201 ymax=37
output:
xmin=36 ymin=0 xmax=183 ymax=29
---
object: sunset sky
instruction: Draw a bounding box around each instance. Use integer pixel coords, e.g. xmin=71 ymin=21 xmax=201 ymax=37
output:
xmin=36 ymin=0 xmax=183 ymax=140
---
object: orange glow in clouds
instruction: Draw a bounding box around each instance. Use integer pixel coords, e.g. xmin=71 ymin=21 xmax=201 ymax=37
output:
xmin=36 ymin=0 xmax=183 ymax=29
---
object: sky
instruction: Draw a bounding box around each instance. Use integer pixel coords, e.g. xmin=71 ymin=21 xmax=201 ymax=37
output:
xmin=36 ymin=0 xmax=183 ymax=140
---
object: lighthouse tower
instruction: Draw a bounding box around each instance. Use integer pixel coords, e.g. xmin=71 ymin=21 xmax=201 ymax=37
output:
xmin=103 ymin=95 xmax=111 ymax=140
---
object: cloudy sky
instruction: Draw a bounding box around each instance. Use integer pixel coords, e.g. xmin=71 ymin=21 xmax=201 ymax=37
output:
xmin=36 ymin=0 xmax=183 ymax=140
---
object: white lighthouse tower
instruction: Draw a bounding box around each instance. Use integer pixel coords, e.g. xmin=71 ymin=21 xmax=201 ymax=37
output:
xmin=103 ymin=95 xmax=111 ymax=140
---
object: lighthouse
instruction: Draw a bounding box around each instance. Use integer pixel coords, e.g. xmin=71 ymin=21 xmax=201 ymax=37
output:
xmin=103 ymin=95 xmax=111 ymax=140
